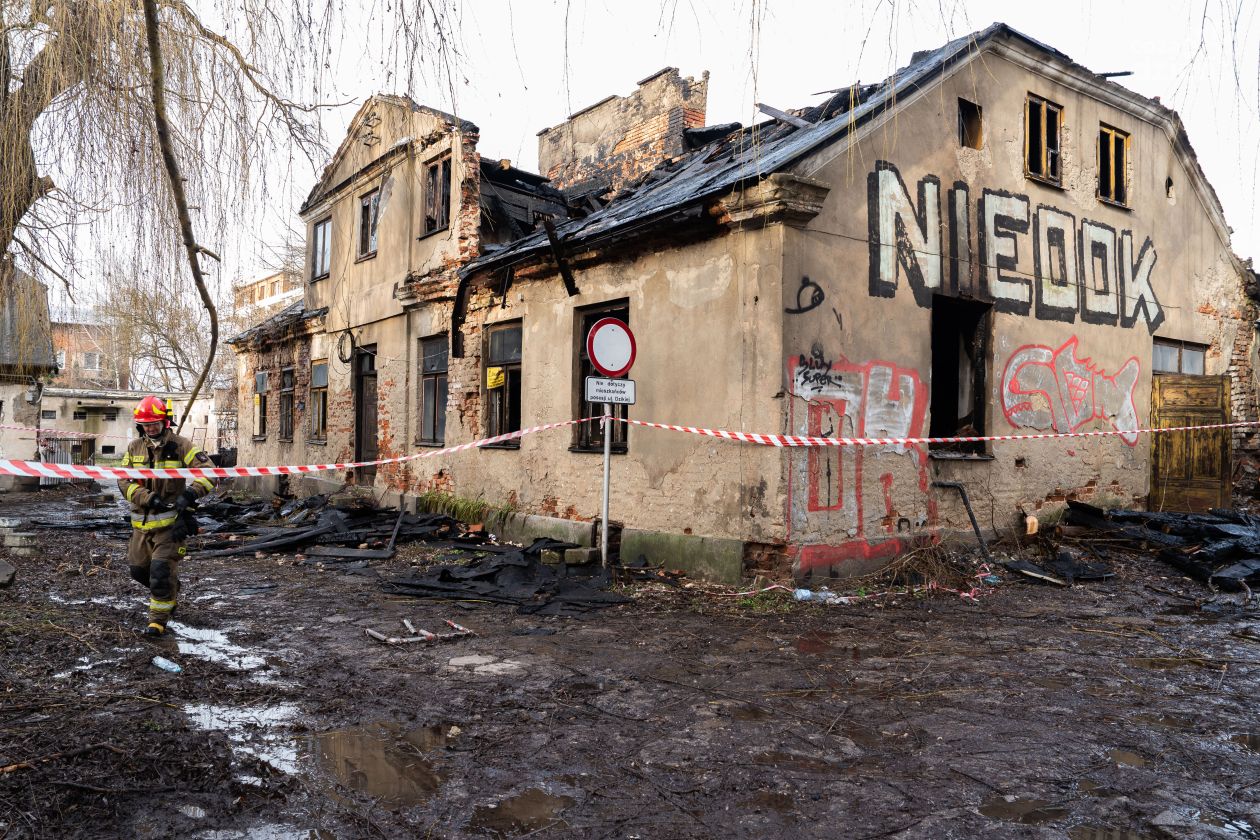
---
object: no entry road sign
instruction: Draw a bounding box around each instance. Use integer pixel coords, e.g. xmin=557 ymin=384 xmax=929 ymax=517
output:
xmin=586 ymin=317 xmax=636 ymax=378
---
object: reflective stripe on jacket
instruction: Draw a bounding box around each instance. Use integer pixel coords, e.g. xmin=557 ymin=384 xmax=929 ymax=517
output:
xmin=117 ymin=431 xmax=218 ymax=529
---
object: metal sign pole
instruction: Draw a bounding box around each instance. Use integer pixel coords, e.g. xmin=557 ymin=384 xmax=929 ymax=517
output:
xmin=601 ymin=403 xmax=612 ymax=568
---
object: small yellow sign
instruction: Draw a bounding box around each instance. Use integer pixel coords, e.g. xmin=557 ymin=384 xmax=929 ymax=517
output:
xmin=253 ymin=393 xmax=261 ymax=406
xmin=486 ymin=366 xmax=505 ymax=389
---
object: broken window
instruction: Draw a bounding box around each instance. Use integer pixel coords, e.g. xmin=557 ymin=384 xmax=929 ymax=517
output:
xmin=484 ymin=322 xmax=522 ymax=446
xmin=358 ymin=189 xmax=379 ymax=257
xmin=279 ymin=367 xmax=295 ymax=441
xmin=1098 ymin=124 xmax=1130 ymax=205
xmin=958 ymin=98 xmax=983 ymax=150
xmin=309 ymin=360 xmax=328 ymax=441
xmin=419 ymin=335 xmax=448 ymax=446
xmin=1153 ymin=339 xmax=1206 ymax=375
xmin=424 ymin=156 xmax=452 ymax=235
xmin=575 ymin=302 xmax=629 ymax=453
xmin=1026 ymin=94 xmax=1062 ymax=184
xmin=311 ymin=217 xmax=331 ymax=280
xmin=254 ymin=371 xmax=268 ymax=439
xmin=929 ymin=295 xmax=992 ymax=454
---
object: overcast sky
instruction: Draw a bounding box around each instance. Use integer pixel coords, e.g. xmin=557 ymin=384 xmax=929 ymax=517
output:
xmin=236 ymin=0 xmax=1258 ymax=277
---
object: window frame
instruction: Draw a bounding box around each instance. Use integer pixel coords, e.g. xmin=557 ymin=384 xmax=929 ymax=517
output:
xmin=72 ymin=409 xmax=87 ymax=421
xmin=278 ymin=367 xmax=295 ymax=441
xmin=417 ymin=335 xmax=449 ymax=447
xmin=1025 ymin=93 xmax=1064 ymax=186
xmin=482 ymin=321 xmax=523 ymax=449
xmin=422 ymin=155 xmax=452 ymax=236
xmin=311 ymin=216 xmax=332 ymax=281
xmin=957 ymin=97 xmax=983 ymax=150
xmin=253 ymin=370 xmax=268 ymax=440
xmin=81 ymin=351 xmax=100 ymax=371
xmin=1097 ymin=123 xmax=1131 ymax=207
xmin=309 ymin=359 xmax=328 ymax=442
xmin=358 ymin=189 xmax=380 ymax=259
xmin=1153 ymin=339 xmax=1207 ymax=375
xmin=573 ymin=301 xmax=630 ymax=454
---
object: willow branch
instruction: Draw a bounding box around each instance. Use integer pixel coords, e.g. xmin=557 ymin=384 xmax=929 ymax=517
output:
xmin=142 ymin=0 xmax=216 ymax=434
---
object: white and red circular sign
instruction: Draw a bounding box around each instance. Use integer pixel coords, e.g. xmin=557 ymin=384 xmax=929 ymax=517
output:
xmin=586 ymin=317 xmax=636 ymax=377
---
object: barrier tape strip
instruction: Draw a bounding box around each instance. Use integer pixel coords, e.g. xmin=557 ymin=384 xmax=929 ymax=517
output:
xmin=0 ymin=419 xmax=582 ymax=481
xmin=0 ymin=423 xmax=110 ymax=440
xmin=614 ymin=417 xmax=1260 ymax=448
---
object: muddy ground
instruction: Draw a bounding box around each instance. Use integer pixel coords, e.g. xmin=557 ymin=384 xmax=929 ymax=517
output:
xmin=2 ymin=485 xmax=1260 ymax=839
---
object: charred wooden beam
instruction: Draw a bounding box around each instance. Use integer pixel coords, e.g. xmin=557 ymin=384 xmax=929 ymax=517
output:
xmin=755 ymin=102 xmax=812 ymax=129
xmin=543 ymin=218 xmax=580 ymax=297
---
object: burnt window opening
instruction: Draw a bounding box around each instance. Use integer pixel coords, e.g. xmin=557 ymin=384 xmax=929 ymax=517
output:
xmin=1153 ymin=339 xmax=1206 ymax=375
xmin=958 ymin=98 xmax=983 ymax=150
xmin=929 ymin=295 xmax=992 ymax=454
xmin=253 ymin=371 xmax=268 ymax=439
xmin=575 ymin=302 xmax=629 ymax=454
xmin=1026 ymin=94 xmax=1062 ymax=185
xmin=424 ymin=156 xmax=452 ymax=235
xmin=483 ymin=322 xmax=522 ymax=447
xmin=358 ymin=189 xmax=380 ymax=257
xmin=311 ymin=217 xmax=331 ymax=280
xmin=309 ymin=360 xmax=328 ymax=441
xmin=278 ymin=367 xmax=295 ymax=441
xmin=1098 ymin=124 xmax=1130 ymax=205
xmin=418 ymin=335 xmax=448 ymax=446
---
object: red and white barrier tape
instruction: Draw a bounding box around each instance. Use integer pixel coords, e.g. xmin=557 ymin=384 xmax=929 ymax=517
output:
xmin=0 ymin=423 xmax=111 ymax=440
xmin=0 ymin=419 xmax=582 ymax=481
xmin=614 ymin=417 xmax=1260 ymax=448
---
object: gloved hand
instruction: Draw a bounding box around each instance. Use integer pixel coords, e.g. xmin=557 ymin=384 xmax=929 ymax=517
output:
xmin=144 ymin=495 xmax=171 ymax=513
xmin=173 ymin=488 xmax=198 ymax=513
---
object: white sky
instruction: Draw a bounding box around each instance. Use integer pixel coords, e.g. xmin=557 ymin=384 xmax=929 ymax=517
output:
xmin=232 ymin=0 xmax=1259 ymax=278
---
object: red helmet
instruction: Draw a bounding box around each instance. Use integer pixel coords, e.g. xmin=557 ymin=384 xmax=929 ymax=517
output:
xmin=134 ymin=395 xmax=172 ymax=427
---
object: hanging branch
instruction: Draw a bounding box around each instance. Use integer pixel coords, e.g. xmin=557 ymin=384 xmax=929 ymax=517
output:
xmin=141 ymin=0 xmax=218 ymax=434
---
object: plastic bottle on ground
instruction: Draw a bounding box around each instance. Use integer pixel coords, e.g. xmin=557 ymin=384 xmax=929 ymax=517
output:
xmin=152 ymin=656 xmax=182 ymax=674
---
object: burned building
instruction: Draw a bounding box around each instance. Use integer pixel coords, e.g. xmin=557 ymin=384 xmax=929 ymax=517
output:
xmin=232 ymin=28 xmax=1258 ymax=583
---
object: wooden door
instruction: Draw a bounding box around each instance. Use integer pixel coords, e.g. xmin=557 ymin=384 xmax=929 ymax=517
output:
xmin=354 ymin=348 xmax=378 ymax=483
xmin=1150 ymin=374 xmax=1230 ymax=512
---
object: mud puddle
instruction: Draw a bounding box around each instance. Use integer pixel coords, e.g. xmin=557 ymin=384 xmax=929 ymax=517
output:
xmin=185 ymin=702 xmax=302 ymax=782
xmin=304 ymin=721 xmax=454 ymax=807
xmin=469 ymin=788 xmax=577 ymax=836
xmin=978 ymin=795 xmax=1068 ymax=824
xmin=169 ymin=621 xmax=267 ymax=671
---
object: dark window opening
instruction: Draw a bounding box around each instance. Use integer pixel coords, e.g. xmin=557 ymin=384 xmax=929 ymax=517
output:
xmin=484 ymin=322 xmax=522 ymax=447
xmin=101 ymin=445 xmax=116 ymax=455
xmin=929 ymin=295 xmax=992 ymax=454
xmin=1026 ymin=94 xmax=1063 ymax=184
xmin=309 ymin=360 xmax=328 ymax=441
xmin=419 ymin=335 xmax=448 ymax=446
xmin=1153 ymin=339 xmax=1206 ymax=375
xmin=254 ymin=371 xmax=268 ymax=438
xmin=278 ymin=368 xmax=295 ymax=440
xmin=424 ymin=156 xmax=452 ymax=235
xmin=1098 ymin=124 xmax=1130 ymax=205
xmin=311 ymin=217 xmax=332 ymax=280
xmin=72 ymin=410 xmax=87 ymax=420
xmin=358 ymin=189 xmax=380 ymax=257
xmin=958 ymin=98 xmax=983 ymax=150
xmin=575 ymin=302 xmax=629 ymax=453
xmin=104 ymin=410 xmax=118 ymax=422
xmin=41 ymin=409 xmax=56 ymax=420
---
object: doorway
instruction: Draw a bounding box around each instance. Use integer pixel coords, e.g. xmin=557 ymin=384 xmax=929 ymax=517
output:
xmin=354 ymin=346 xmax=378 ymax=483
xmin=1150 ymin=373 xmax=1230 ymax=511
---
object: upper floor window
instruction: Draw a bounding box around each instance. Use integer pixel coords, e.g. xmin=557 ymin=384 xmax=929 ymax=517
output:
xmin=358 ymin=190 xmax=380 ymax=258
xmin=1098 ymin=124 xmax=1130 ymax=206
xmin=1153 ymin=339 xmax=1206 ymax=375
xmin=311 ymin=217 xmax=331 ymax=280
xmin=424 ymin=156 xmax=452 ymax=235
xmin=1026 ymin=94 xmax=1062 ymax=185
xmin=958 ymin=98 xmax=983 ymax=150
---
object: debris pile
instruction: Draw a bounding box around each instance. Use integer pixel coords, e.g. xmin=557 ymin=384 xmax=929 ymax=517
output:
xmin=1063 ymin=501 xmax=1260 ymax=591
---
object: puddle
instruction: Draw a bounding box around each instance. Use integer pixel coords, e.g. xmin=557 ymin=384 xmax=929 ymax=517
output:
xmin=1076 ymin=779 xmax=1118 ymax=797
xmin=1199 ymin=812 xmax=1260 ymax=838
xmin=745 ymin=790 xmax=794 ymax=813
xmin=192 ymin=827 xmax=330 ymax=840
xmin=731 ymin=704 xmax=767 ymax=721
xmin=1033 ymin=676 xmax=1070 ymax=690
xmin=1069 ymin=828 xmax=1148 ymax=840
xmin=1125 ymin=657 xmax=1197 ymax=671
xmin=306 ymin=722 xmax=450 ymax=807
xmin=1108 ymin=749 xmax=1147 ymax=767
xmin=1132 ymin=713 xmax=1194 ymax=730
xmin=1229 ymin=733 xmax=1260 ymax=752
xmin=793 ymin=630 xmax=834 ymax=654
xmin=754 ymin=750 xmax=840 ymax=774
xmin=468 ymin=789 xmax=575 ymax=836
xmin=978 ymin=796 xmax=1068 ymax=824
xmin=170 ymin=622 xmax=266 ymax=671
xmin=185 ymin=703 xmax=301 ymax=776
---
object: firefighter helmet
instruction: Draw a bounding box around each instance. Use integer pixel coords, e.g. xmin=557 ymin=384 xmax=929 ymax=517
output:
xmin=133 ymin=395 xmax=172 ymax=428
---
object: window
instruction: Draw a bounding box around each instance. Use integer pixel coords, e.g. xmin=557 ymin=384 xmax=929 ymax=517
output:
xmin=1098 ymin=124 xmax=1130 ymax=205
xmin=484 ymin=322 xmax=522 ymax=446
xmin=929 ymin=295 xmax=992 ymax=455
xmin=41 ymin=409 xmax=56 ymax=419
xmin=271 ymin=280 xmax=281 ymax=297
xmin=1026 ymin=94 xmax=1063 ymax=184
xmin=72 ymin=409 xmax=87 ymax=420
xmin=310 ymin=360 xmax=328 ymax=441
xmin=358 ymin=190 xmax=380 ymax=257
xmin=424 ymin=156 xmax=452 ymax=234
xmin=104 ymin=410 xmax=118 ymax=422
xmin=576 ymin=303 xmax=630 ymax=453
xmin=278 ymin=367 xmax=295 ymax=440
xmin=419 ymin=336 xmax=448 ymax=445
xmin=958 ymin=98 xmax=983 ymax=150
xmin=82 ymin=352 xmax=99 ymax=370
xmin=253 ymin=371 xmax=268 ymax=438
xmin=311 ymin=218 xmax=331 ymax=280
xmin=101 ymin=445 xmax=115 ymax=455
xmin=1153 ymin=339 xmax=1206 ymax=375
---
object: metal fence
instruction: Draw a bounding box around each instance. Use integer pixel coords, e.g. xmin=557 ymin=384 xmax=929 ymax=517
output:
xmin=39 ymin=436 xmax=94 ymax=485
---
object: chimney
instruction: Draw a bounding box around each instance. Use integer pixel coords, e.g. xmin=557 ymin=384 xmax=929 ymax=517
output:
xmin=537 ymin=68 xmax=709 ymax=195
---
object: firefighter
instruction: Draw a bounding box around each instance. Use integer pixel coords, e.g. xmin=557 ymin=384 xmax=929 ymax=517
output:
xmin=117 ymin=396 xmax=217 ymax=636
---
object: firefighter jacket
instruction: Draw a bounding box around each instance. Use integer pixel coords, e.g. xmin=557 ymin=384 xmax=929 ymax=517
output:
xmin=118 ymin=430 xmax=217 ymax=531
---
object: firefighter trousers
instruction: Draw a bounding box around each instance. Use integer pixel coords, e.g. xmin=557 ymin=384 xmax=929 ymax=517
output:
xmin=127 ymin=526 xmax=185 ymax=624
